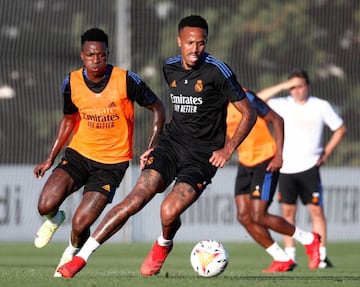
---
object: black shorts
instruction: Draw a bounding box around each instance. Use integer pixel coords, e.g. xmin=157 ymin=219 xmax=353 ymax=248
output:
xmin=278 ymin=165 xmax=323 ymax=206
xmin=143 ymin=135 xmax=217 ymax=194
xmin=55 ymin=148 xmax=129 ymax=203
xmin=234 ymin=159 xmax=279 ymax=202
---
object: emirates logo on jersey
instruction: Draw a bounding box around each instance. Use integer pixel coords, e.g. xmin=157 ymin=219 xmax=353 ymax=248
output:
xmin=194 ymin=79 xmax=203 ymax=92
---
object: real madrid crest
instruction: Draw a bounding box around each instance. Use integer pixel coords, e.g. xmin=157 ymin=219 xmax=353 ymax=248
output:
xmin=194 ymin=79 xmax=203 ymax=92
xmin=146 ymin=156 xmax=154 ymax=166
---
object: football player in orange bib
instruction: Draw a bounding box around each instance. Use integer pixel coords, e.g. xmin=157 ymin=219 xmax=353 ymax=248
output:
xmin=227 ymin=89 xmax=320 ymax=272
xmin=33 ymin=28 xmax=165 ymax=277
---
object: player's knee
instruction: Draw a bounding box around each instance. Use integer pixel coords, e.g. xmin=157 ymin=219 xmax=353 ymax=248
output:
xmin=160 ymin=202 xmax=179 ymax=223
xmin=37 ymin=198 xmax=57 ymax=216
xmin=124 ymin=191 xmax=150 ymax=215
xmin=237 ymin=211 xmax=251 ymax=226
xmin=250 ymin=212 xmax=265 ymax=225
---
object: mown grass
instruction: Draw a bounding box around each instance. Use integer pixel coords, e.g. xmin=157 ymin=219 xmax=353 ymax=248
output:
xmin=0 ymin=242 xmax=359 ymax=287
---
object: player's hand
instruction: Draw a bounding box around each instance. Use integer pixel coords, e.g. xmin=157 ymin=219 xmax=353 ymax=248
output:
xmin=209 ymin=148 xmax=231 ymax=168
xmin=140 ymin=148 xmax=153 ymax=170
xmin=33 ymin=159 xmax=53 ymax=178
xmin=316 ymin=151 xmax=328 ymax=167
xmin=285 ymin=77 xmax=304 ymax=90
xmin=266 ymin=154 xmax=283 ymax=172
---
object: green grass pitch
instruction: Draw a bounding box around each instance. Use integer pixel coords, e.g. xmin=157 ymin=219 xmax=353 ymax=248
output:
xmin=0 ymin=241 xmax=359 ymax=287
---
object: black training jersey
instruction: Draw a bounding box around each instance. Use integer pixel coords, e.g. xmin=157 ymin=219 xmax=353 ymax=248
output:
xmin=162 ymin=52 xmax=246 ymax=150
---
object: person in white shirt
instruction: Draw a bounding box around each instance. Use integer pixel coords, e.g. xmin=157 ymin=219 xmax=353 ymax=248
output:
xmin=257 ymin=68 xmax=346 ymax=269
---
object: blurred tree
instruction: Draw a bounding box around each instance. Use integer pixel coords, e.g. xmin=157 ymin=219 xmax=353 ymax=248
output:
xmin=1 ymin=0 xmax=359 ymax=165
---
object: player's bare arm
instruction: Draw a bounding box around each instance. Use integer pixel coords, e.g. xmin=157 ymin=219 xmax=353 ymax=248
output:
xmin=257 ymin=77 xmax=303 ymax=102
xmin=140 ymin=99 xmax=166 ymax=169
xmin=209 ymin=98 xmax=256 ymax=168
xmin=144 ymin=99 xmax=166 ymax=149
xmin=34 ymin=113 xmax=78 ymax=178
xmin=317 ymin=124 xmax=347 ymax=166
xmin=263 ymin=109 xmax=284 ymax=172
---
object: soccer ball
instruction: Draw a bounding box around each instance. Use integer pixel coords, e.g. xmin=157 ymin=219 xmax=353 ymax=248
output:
xmin=190 ymin=240 xmax=229 ymax=277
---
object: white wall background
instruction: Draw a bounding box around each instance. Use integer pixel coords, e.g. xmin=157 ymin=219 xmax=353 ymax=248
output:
xmin=0 ymin=165 xmax=359 ymax=243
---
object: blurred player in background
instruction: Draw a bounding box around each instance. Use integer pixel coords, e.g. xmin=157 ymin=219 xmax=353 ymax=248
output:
xmin=227 ymin=89 xmax=320 ymax=272
xmin=56 ymin=14 xmax=256 ymax=278
xmin=33 ymin=27 xmax=165 ymax=277
xmin=257 ymin=68 xmax=346 ymax=268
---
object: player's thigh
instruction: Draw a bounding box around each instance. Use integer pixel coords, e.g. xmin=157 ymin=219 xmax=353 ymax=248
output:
xmin=163 ymin=148 xmax=216 ymax=217
xmin=235 ymin=193 xmax=251 ymax=214
xmin=72 ymin=191 xmax=109 ymax=227
xmin=161 ymin=182 xmax=200 ymax=218
xmin=38 ymin=168 xmax=75 ymax=206
xmin=235 ymin=194 xmax=252 ymax=224
xmin=281 ymin=203 xmax=297 ymax=221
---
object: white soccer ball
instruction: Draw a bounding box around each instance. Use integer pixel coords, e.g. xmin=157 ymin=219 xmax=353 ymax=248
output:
xmin=190 ymin=240 xmax=229 ymax=277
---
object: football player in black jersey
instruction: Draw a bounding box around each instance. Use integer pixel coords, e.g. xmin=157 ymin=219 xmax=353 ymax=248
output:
xmin=57 ymin=15 xmax=256 ymax=278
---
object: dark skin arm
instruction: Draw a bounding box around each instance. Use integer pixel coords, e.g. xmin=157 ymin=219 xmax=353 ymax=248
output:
xmin=33 ymin=113 xmax=78 ymax=178
xmin=263 ymin=109 xmax=284 ymax=172
xmin=140 ymin=99 xmax=166 ymax=169
xmin=210 ymin=97 xmax=257 ymax=168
